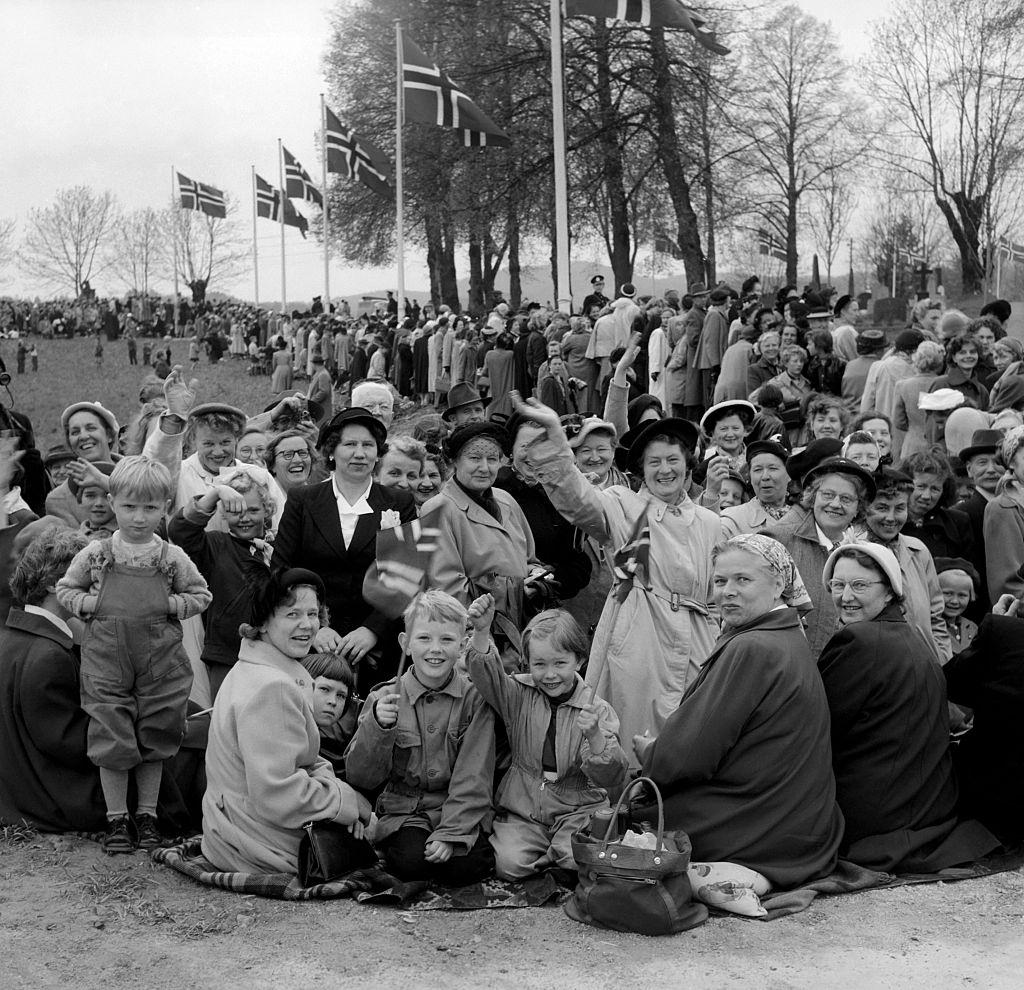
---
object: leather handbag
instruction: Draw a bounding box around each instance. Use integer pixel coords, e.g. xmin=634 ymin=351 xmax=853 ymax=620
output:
xmin=564 ymin=777 xmax=708 ymax=936
xmin=297 ymin=820 xmax=379 ymax=886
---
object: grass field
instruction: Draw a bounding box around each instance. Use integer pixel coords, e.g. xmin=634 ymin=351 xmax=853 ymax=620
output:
xmin=4 ymin=337 xmax=279 ymax=452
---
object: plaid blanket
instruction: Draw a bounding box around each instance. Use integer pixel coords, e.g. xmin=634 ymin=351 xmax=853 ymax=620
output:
xmin=152 ymin=838 xmax=566 ymax=909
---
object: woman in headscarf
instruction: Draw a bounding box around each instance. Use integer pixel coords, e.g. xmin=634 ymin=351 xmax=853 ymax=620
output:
xmin=510 ymin=393 xmax=721 ymax=761
xmin=635 ymin=534 xmax=842 ymax=888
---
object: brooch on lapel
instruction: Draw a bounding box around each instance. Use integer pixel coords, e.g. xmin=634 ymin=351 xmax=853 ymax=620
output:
xmin=380 ymin=509 xmax=403 ymax=531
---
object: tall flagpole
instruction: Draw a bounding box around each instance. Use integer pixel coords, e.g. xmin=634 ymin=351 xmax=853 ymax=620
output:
xmin=550 ymin=0 xmax=572 ymax=312
xmin=320 ymin=94 xmax=331 ymax=309
xmin=278 ymin=138 xmax=287 ymax=313
xmin=395 ymin=21 xmax=406 ymax=315
xmin=170 ymin=166 xmax=180 ymax=332
xmin=250 ymin=165 xmax=260 ymax=306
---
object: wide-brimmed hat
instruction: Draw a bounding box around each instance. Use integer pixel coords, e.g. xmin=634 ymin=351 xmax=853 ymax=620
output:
xmin=802 ymin=456 xmax=877 ymax=501
xmin=959 ymin=429 xmax=1004 ymax=464
xmin=317 ymin=406 xmax=387 ymax=451
xmin=443 ymin=421 xmax=509 ymax=460
xmin=60 ymin=401 xmax=120 ymax=439
xmin=626 ymin=417 xmax=701 ymax=469
xmin=823 ymin=540 xmax=902 ymax=597
xmin=785 ymin=438 xmax=843 ymax=486
xmin=687 ymin=282 xmax=711 ymax=296
xmin=442 ymin=382 xmax=490 ymax=421
xmin=700 ymin=400 xmax=756 ymax=435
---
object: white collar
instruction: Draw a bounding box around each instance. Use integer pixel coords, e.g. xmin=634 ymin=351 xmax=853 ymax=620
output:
xmin=0 ymin=486 xmax=30 ymax=514
xmin=815 ymin=523 xmax=839 ymax=551
xmin=331 ymin=475 xmax=373 ymax=511
xmin=23 ymin=604 xmax=74 ymax=640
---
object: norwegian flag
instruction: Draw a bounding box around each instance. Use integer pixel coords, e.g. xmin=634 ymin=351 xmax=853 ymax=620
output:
xmin=997 ymin=236 xmax=1024 ymax=263
xmin=282 ymin=146 xmax=323 ymax=207
xmin=362 ymin=509 xmax=443 ymax=618
xmin=402 ymin=32 xmax=510 ymax=147
xmin=324 ymin=105 xmax=392 ymax=198
xmin=177 ymin=172 xmax=227 ymax=218
xmin=254 ymin=173 xmax=308 ymax=238
xmin=757 ymin=228 xmax=787 ymax=262
xmin=565 ymin=0 xmax=730 ymax=55
xmin=611 ymin=512 xmax=651 ymax=605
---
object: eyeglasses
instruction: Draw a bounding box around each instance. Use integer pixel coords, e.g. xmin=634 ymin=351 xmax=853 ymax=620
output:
xmin=828 ymin=579 xmax=885 ymax=594
xmin=277 ymin=448 xmax=311 ymax=461
xmin=817 ymin=489 xmax=857 ymax=507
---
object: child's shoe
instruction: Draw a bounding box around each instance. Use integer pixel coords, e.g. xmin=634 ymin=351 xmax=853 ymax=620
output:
xmin=102 ymin=815 xmax=135 ymax=855
xmin=134 ymin=814 xmax=163 ymax=851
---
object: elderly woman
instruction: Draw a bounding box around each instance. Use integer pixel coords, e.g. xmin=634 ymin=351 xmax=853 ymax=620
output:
xmin=764 ymin=455 xmax=876 ymax=657
xmin=818 ymin=543 xmax=997 ymax=871
xmin=766 ymin=344 xmax=812 ymax=407
xmin=265 ymin=429 xmax=320 ymax=495
xmin=721 ymin=440 xmax=791 ymax=538
xmin=44 ymin=401 xmax=120 ymax=526
xmin=273 ymin=408 xmax=417 ymax=691
xmin=0 ymin=526 xmax=103 ymax=831
xmin=201 ymin=569 xmax=372 ymax=874
xmin=746 ymin=329 xmax=781 ymax=397
xmin=423 ymin=422 xmax=535 ymax=654
xmin=636 ymin=535 xmax=843 ymax=888
xmin=893 ymin=341 xmax=946 ymax=458
xmin=512 ymin=395 xmax=721 ymax=758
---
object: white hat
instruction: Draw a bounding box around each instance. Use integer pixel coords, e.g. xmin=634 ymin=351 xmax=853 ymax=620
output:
xmin=60 ymin=401 xmax=120 ymax=439
xmin=566 ymin=416 xmax=617 ymax=449
xmin=823 ymin=540 xmax=903 ymax=597
xmin=918 ymin=388 xmax=966 ymax=411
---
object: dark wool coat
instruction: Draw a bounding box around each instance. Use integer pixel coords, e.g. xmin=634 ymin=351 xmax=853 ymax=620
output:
xmin=641 ymin=608 xmax=843 ymax=887
xmin=945 ymin=615 xmax=1024 ymax=843
xmin=818 ymin=606 xmax=977 ymax=871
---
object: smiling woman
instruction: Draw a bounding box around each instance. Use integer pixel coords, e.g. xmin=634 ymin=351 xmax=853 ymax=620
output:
xmin=44 ymin=401 xmax=120 ymax=526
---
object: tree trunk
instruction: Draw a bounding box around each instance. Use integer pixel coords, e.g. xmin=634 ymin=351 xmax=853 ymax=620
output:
xmin=468 ymin=225 xmax=484 ymax=317
xmin=938 ymin=191 xmax=986 ymax=295
xmin=594 ymin=31 xmax=633 ymax=288
xmin=508 ymin=202 xmax=522 ymax=310
xmin=189 ymin=279 xmax=207 ymax=305
xmin=440 ymin=218 xmax=460 ymax=312
xmin=786 ymin=185 xmax=799 ymax=286
xmin=425 ymin=211 xmax=443 ymax=309
xmin=649 ymin=26 xmax=706 ymax=288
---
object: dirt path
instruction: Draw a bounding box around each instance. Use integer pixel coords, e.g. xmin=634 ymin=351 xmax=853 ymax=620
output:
xmin=3 ymin=832 xmax=1022 ymax=989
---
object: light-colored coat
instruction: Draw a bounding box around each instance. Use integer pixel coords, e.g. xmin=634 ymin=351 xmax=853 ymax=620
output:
xmin=893 ymin=373 xmax=938 ymax=460
xmin=721 ymin=497 xmax=776 ymax=539
xmin=530 ymin=439 xmax=721 ymax=761
xmin=201 ymin=638 xmax=361 ymax=874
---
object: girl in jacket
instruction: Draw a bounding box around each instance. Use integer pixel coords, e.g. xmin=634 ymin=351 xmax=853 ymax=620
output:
xmin=467 ymin=595 xmax=628 ymax=880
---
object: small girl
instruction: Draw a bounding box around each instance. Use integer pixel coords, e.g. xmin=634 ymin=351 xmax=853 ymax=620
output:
xmin=466 ymin=594 xmax=628 ymax=880
xmin=57 ymin=455 xmax=212 ymax=854
xmin=301 ymin=651 xmax=358 ymax=776
xmin=936 ymin=557 xmax=980 ymax=655
xmin=718 ymin=470 xmax=752 ymax=511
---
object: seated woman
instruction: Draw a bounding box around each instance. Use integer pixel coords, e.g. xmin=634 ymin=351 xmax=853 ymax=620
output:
xmin=635 ymin=534 xmax=843 ymax=888
xmin=201 ymin=569 xmax=372 ymax=875
xmin=818 ymin=543 xmax=998 ymax=871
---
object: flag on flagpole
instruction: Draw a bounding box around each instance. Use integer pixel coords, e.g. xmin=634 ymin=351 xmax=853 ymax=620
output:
xmin=324 ymin=106 xmax=392 ymax=198
xmin=177 ymin=172 xmax=227 ymax=218
xmin=565 ymin=0 xmax=730 ymax=55
xmin=757 ymin=228 xmax=787 ymax=262
xmin=255 ymin=173 xmax=308 ymax=238
xmin=402 ymin=32 xmax=511 ymax=147
xmin=997 ymin=235 xmax=1024 ymax=262
xmin=282 ymin=146 xmax=323 ymax=207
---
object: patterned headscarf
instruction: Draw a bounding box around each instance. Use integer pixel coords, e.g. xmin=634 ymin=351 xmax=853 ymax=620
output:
xmin=716 ymin=533 xmax=811 ymax=609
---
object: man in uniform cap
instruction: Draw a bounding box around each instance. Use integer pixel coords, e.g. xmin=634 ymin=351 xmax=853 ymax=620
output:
xmin=582 ymin=275 xmax=608 ymax=317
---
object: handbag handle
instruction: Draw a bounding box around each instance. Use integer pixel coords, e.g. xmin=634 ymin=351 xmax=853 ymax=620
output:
xmin=600 ymin=775 xmax=665 ymax=855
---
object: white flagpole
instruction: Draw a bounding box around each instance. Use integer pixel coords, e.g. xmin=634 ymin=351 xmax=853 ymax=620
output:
xmin=320 ymin=94 xmax=331 ymax=309
xmin=996 ymin=242 xmax=1003 ymax=298
xmin=278 ymin=139 xmax=287 ymax=313
xmin=250 ymin=165 xmax=260 ymax=307
xmin=395 ymin=21 xmax=406 ymax=315
xmin=170 ymin=165 xmax=180 ymax=332
xmin=550 ymin=0 xmax=572 ymax=312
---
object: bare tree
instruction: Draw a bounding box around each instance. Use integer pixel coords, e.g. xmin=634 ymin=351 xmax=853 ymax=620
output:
xmin=0 ymin=217 xmax=15 ymax=279
xmin=19 ymin=186 xmax=118 ymax=296
xmin=112 ymin=207 xmax=163 ymax=295
xmin=164 ymin=199 xmax=249 ymax=305
xmin=867 ymin=0 xmax=1024 ymax=294
xmin=805 ymin=164 xmax=856 ymax=282
xmin=735 ymin=5 xmax=859 ymax=285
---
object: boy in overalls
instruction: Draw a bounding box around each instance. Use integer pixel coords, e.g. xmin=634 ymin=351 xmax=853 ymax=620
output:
xmin=57 ymin=456 xmax=212 ymax=853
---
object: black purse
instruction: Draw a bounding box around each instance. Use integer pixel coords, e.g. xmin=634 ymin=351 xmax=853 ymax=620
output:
xmin=297 ymin=820 xmax=379 ymax=886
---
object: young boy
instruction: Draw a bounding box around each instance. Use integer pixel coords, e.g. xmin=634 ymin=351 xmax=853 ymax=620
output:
xmin=301 ymin=651 xmax=358 ymax=776
xmin=56 ymin=455 xmax=212 ymax=854
xmin=68 ymin=460 xmax=117 ymax=539
xmin=466 ymin=595 xmax=628 ymax=881
xmin=936 ymin=557 xmax=980 ymax=655
xmin=345 ymin=590 xmax=496 ymax=885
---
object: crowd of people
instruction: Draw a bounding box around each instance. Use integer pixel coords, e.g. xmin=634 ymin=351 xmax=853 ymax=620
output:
xmin=2 ymin=275 xmax=1024 ymax=909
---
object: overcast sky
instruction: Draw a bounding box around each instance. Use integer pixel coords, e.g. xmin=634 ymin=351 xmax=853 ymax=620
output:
xmin=0 ymin=0 xmax=892 ymax=305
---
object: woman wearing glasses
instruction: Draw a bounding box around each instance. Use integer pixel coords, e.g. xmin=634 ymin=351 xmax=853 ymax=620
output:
xmin=264 ymin=430 xmax=320 ymax=496
xmin=817 ymin=542 xmax=997 ymax=871
xmin=764 ymin=456 xmax=876 ymax=657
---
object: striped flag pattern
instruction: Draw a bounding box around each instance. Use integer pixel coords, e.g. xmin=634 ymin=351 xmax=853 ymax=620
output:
xmin=565 ymin=0 xmax=730 ymax=55
xmin=611 ymin=512 xmax=652 ymax=604
xmin=177 ymin=172 xmax=227 ymax=218
xmin=324 ymin=106 xmax=392 ymax=197
xmin=282 ymin=146 xmax=323 ymax=207
xmin=362 ymin=510 xmax=443 ymax=618
xmin=255 ymin=173 xmax=308 ymax=238
xmin=757 ymin=228 xmax=787 ymax=261
xmin=402 ymin=32 xmax=510 ymax=147
xmin=997 ymin=236 xmax=1024 ymax=263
